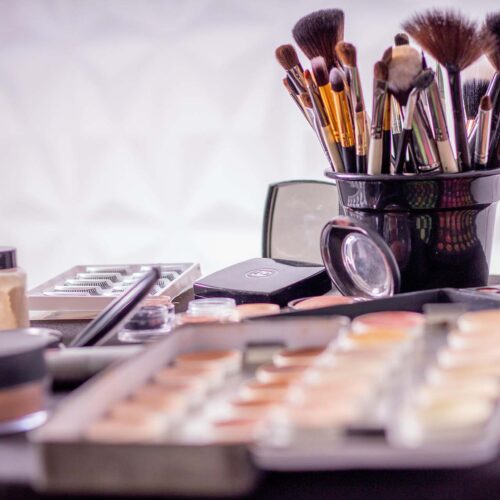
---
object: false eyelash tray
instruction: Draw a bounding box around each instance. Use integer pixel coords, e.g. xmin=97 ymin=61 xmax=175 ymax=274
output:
xmin=28 ymin=263 xmax=201 ymax=313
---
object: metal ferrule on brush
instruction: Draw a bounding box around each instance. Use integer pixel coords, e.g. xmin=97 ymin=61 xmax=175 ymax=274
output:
xmin=390 ymin=97 xmax=403 ymax=134
xmin=318 ymin=86 xmax=341 ymax=143
xmin=404 ymin=87 xmax=419 ymax=130
xmin=412 ymin=102 xmax=441 ymax=172
xmin=288 ymin=66 xmax=307 ymax=94
xmin=355 ymin=110 xmax=368 ymax=156
xmin=332 ymin=90 xmax=355 ymax=148
xmin=474 ymin=104 xmax=492 ymax=167
xmin=426 ymin=81 xmax=449 ymax=141
xmin=370 ymin=81 xmax=387 ymax=139
xmin=346 ymin=66 xmax=364 ymax=110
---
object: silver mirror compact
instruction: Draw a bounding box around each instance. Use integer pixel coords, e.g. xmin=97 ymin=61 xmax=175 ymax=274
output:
xmin=320 ymin=216 xmax=401 ymax=299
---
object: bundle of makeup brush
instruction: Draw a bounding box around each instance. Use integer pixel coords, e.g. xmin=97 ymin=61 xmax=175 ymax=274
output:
xmin=276 ymin=9 xmax=500 ymax=175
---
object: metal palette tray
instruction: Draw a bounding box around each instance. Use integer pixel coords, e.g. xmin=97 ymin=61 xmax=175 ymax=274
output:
xmin=28 ymin=263 xmax=201 ymax=313
xmin=30 ymin=292 xmax=500 ymax=497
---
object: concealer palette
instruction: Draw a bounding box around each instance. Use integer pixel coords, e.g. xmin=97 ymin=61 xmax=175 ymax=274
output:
xmin=28 ymin=263 xmax=201 ymax=313
xmin=31 ymin=311 xmax=500 ymax=497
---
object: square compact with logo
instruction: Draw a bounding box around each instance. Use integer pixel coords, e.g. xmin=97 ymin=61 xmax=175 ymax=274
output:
xmin=193 ymin=258 xmax=331 ymax=306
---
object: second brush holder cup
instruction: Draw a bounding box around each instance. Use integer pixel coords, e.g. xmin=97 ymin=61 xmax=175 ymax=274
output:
xmin=320 ymin=170 xmax=500 ymax=298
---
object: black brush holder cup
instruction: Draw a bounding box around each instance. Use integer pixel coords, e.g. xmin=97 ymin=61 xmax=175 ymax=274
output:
xmin=321 ymin=170 xmax=500 ymax=298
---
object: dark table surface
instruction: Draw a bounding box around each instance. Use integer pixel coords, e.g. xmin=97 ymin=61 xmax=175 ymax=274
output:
xmin=4 ymin=285 xmax=500 ymax=500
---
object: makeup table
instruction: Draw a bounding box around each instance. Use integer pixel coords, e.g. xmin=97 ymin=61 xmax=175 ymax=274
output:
xmin=3 ymin=285 xmax=500 ymax=500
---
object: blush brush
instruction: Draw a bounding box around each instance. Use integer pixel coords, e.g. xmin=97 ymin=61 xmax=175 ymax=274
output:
xmin=292 ymin=9 xmax=344 ymax=71
xmin=403 ymin=9 xmax=489 ymax=171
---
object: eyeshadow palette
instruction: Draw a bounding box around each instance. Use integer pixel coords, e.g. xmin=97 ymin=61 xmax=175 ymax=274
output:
xmin=28 ymin=263 xmax=201 ymax=314
xmin=31 ymin=309 xmax=500 ymax=497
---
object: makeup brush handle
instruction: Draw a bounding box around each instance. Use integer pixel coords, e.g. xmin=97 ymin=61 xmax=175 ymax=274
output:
xmin=436 ymin=140 xmax=459 ymax=173
xmin=448 ymin=72 xmax=471 ymax=171
xmin=395 ymin=129 xmax=412 ymax=174
xmin=368 ymin=137 xmax=383 ymax=175
xmin=382 ymin=131 xmax=391 ymax=174
xmin=356 ymin=154 xmax=367 ymax=174
xmin=341 ymin=145 xmax=357 ymax=174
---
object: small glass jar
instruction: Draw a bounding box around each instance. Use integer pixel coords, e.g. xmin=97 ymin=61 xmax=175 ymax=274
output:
xmin=176 ymin=298 xmax=238 ymax=326
xmin=118 ymin=302 xmax=175 ymax=343
xmin=0 ymin=247 xmax=29 ymax=331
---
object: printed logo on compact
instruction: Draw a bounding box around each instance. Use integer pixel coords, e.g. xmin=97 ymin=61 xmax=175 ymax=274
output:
xmin=245 ymin=268 xmax=277 ymax=279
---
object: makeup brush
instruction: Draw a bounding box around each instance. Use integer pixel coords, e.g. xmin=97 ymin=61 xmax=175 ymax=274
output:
xmin=311 ymin=56 xmax=341 ymax=145
xmin=394 ymin=33 xmax=410 ymax=46
xmin=336 ymin=41 xmax=370 ymax=150
xmin=368 ymin=61 xmax=388 ymax=175
xmin=394 ymin=69 xmax=435 ymax=174
xmin=275 ymin=44 xmax=307 ymax=94
xmin=474 ymin=95 xmax=493 ymax=168
xmin=427 ymin=75 xmax=459 ymax=173
xmin=403 ymin=10 xmax=488 ymax=171
xmin=355 ymin=102 xmax=368 ymax=173
xmin=387 ymin=45 xmax=431 ymax=173
xmin=436 ymin=64 xmax=447 ymax=111
xmin=292 ymin=9 xmax=344 ymax=71
xmin=463 ymin=79 xmax=489 ymax=135
xmin=282 ymin=77 xmax=313 ymax=126
xmin=304 ymin=69 xmax=344 ymax=172
xmin=330 ymin=68 xmax=356 ymax=173
xmin=482 ymin=12 xmax=500 ymax=168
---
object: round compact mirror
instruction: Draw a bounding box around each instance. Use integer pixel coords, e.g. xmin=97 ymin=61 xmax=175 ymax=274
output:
xmin=320 ymin=216 xmax=400 ymax=299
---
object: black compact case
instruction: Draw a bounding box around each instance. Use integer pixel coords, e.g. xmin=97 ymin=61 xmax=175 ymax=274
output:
xmin=193 ymin=258 xmax=331 ymax=306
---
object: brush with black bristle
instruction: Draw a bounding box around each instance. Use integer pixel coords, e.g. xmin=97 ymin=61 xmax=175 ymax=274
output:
xmin=463 ymin=79 xmax=489 ymax=135
xmin=330 ymin=68 xmax=356 ymax=173
xmin=292 ymin=9 xmax=344 ymax=71
xmin=403 ymin=9 xmax=490 ymax=171
xmin=275 ymin=44 xmax=307 ymax=94
xmin=394 ymin=69 xmax=436 ymax=174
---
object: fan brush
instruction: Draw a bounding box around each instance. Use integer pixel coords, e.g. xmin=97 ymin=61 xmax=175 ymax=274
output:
xmin=403 ymin=9 xmax=490 ymax=171
xmin=292 ymin=9 xmax=344 ymax=71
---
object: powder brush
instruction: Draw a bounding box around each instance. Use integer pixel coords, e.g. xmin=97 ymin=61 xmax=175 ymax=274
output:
xmin=394 ymin=69 xmax=435 ymax=174
xmin=403 ymin=10 xmax=489 ymax=171
xmin=275 ymin=44 xmax=307 ymax=94
xmin=292 ymin=9 xmax=344 ymax=71
xmin=330 ymin=68 xmax=356 ymax=173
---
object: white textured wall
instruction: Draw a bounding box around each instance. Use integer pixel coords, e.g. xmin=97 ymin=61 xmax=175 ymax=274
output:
xmin=0 ymin=0 xmax=498 ymax=287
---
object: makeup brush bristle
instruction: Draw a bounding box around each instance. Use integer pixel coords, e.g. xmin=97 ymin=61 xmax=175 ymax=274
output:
xmin=336 ymin=41 xmax=357 ymax=67
xmin=311 ymin=57 xmax=330 ymax=87
xmin=402 ymin=9 xmax=485 ymax=71
xmin=374 ymin=60 xmax=389 ymax=81
xmin=412 ymin=68 xmax=435 ymax=91
xmin=382 ymin=46 xmax=393 ymax=65
xmin=480 ymin=95 xmax=492 ymax=111
xmin=394 ymin=33 xmax=410 ymax=46
xmin=387 ymin=45 xmax=422 ymax=102
xmin=463 ymin=78 xmax=489 ymax=120
xmin=292 ymin=9 xmax=344 ymax=70
xmin=482 ymin=12 xmax=500 ymax=71
xmin=329 ymin=68 xmax=345 ymax=92
xmin=275 ymin=44 xmax=302 ymax=71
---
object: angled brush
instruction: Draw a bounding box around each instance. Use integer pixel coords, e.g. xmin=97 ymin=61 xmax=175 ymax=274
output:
xmin=292 ymin=9 xmax=344 ymax=71
xmin=403 ymin=9 xmax=488 ymax=171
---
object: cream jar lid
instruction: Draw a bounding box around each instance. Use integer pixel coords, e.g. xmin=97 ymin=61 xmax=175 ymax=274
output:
xmin=0 ymin=331 xmax=47 ymax=389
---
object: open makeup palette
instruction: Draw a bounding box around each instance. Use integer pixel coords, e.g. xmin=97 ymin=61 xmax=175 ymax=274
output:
xmin=28 ymin=263 xmax=201 ymax=313
xmin=31 ymin=288 xmax=500 ymax=497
